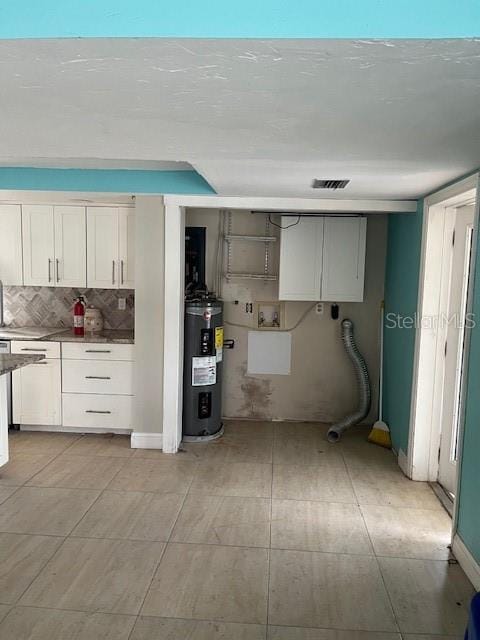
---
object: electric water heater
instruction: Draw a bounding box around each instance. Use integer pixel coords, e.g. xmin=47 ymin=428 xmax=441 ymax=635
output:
xmin=183 ymin=299 xmax=224 ymax=441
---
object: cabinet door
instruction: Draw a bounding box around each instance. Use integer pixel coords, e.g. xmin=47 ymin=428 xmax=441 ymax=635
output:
xmin=321 ymin=217 xmax=367 ymax=302
xmin=119 ymin=208 xmax=135 ymax=289
xmin=22 ymin=205 xmax=55 ymax=286
xmin=279 ymin=216 xmax=323 ymax=300
xmin=54 ymin=206 xmax=87 ymax=287
xmin=12 ymin=359 xmax=62 ymax=425
xmin=0 ymin=205 xmax=23 ymax=285
xmin=87 ymin=207 xmax=119 ymax=289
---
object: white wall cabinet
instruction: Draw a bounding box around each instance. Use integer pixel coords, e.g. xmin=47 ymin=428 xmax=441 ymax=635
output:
xmin=279 ymin=215 xmax=367 ymax=302
xmin=22 ymin=205 xmax=86 ymax=287
xmin=0 ymin=205 xmax=23 ymax=285
xmin=87 ymin=207 xmax=135 ymax=289
xmin=321 ymin=217 xmax=367 ymax=302
xmin=12 ymin=341 xmax=62 ymax=426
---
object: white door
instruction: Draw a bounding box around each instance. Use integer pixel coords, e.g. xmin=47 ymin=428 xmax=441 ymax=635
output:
xmin=0 ymin=205 xmax=23 ymax=285
xmin=279 ymin=216 xmax=324 ymax=300
xmin=22 ymin=205 xmax=55 ymax=286
xmin=321 ymin=216 xmax=367 ymax=302
xmin=87 ymin=207 xmax=119 ymax=289
xmin=119 ymin=208 xmax=135 ymax=289
xmin=12 ymin=359 xmax=62 ymax=425
xmin=438 ymin=204 xmax=475 ymax=497
xmin=54 ymin=206 xmax=87 ymax=287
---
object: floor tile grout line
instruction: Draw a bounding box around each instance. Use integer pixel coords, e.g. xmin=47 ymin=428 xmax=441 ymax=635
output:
xmin=344 ymin=455 xmax=403 ymax=635
xmin=128 ymin=460 xmax=200 ymax=635
xmin=266 ymin=458 xmax=273 ymax=634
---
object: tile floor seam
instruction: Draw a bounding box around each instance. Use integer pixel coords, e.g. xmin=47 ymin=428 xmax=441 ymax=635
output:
xmin=9 ymin=534 xmax=68 ymax=608
xmin=342 ymin=445 xmax=403 ymax=635
xmin=132 ymin=458 xmax=198 ymax=623
xmin=266 ymin=459 xmax=273 ymax=631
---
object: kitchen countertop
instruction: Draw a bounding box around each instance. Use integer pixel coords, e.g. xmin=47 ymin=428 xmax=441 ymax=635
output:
xmin=0 ymin=354 xmax=45 ymax=375
xmin=46 ymin=329 xmax=135 ymax=344
xmin=0 ymin=327 xmax=134 ymax=345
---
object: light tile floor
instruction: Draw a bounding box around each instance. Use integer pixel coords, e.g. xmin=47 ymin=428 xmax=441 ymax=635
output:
xmin=0 ymin=422 xmax=473 ymax=639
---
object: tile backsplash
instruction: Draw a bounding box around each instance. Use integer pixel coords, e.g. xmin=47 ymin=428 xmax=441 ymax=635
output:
xmin=3 ymin=287 xmax=134 ymax=330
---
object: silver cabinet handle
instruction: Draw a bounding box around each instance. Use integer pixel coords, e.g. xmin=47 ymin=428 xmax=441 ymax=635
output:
xmin=85 ymin=349 xmax=111 ymax=353
xmin=48 ymin=259 xmax=52 ymax=283
xmin=85 ymin=375 xmax=111 ymax=380
xmin=86 ymin=410 xmax=111 ymax=414
xmin=120 ymin=260 xmax=124 ymax=285
xmin=112 ymin=260 xmax=115 ymax=285
xmin=31 ymin=361 xmax=48 ymax=365
xmin=56 ymin=258 xmax=60 ymax=283
xmin=21 ymin=348 xmax=47 ymax=352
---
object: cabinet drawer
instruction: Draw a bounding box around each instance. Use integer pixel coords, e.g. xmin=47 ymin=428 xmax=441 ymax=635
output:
xmin=62 ymin=360 xmax=133 ymax=395
xmin=62 ymin=342 xmax=134 ymax=361
xmin=11 ymin=340 xmax=60 ymax=359
xmin=62 ymin=393 xmax=133 ymax=430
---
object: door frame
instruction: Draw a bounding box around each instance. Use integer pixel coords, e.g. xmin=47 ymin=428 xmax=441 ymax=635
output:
xmin=407 ymin=174 xmax=479 ymax=518
xmin=161 ymin=195 xmax=417 ymax=453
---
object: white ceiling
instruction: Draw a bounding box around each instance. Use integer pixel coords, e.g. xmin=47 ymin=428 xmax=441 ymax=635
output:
xmin=0 ymin=38 xmax=479 ymax=198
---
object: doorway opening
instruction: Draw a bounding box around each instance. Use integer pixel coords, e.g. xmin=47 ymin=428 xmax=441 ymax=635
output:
xmin=408 ymin=176 xmax=479 ymax=521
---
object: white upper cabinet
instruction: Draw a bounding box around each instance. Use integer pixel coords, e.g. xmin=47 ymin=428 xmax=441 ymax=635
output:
xmin=23 ymin=205 xmax=86 ymax=287
xmin=321 ymin=217 xmax=367 ymax=302
xmin=54 ymin=206 xmax=87 ymax=287
xmin=22 ymin=205 xmax=56 ymax=286
xmin=278 ymin=215 xmax=367 ymax=302
xmin=0 ymin=205 xmax=23 ymax=285
xmin=119 ymin=208 xmax=135 ymax=289
xmin=279 ymin=217 xmax=324 ymax=301
xmin=87 ymin=207 xmax=134 ymax=289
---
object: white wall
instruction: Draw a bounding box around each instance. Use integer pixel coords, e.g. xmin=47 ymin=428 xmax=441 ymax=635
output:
xmin=133 ymin=196 xmax=165 ymax=436
xmin=186 ymin=208 xmax=387 ymax=424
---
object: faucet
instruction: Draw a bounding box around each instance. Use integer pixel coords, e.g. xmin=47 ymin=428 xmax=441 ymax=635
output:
xmin=0 ymin=280 xmax=4 ymax=327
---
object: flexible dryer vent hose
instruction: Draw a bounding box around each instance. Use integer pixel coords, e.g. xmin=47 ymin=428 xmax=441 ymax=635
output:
xmin=327 ymin=319 xmax=371 ymax=443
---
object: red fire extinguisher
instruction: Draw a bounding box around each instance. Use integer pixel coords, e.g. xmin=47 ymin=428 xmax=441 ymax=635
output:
xmin=73 ymin=297 xmax=86 ymax=336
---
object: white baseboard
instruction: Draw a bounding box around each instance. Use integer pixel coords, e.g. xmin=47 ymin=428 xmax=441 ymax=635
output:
xmin=19 ymin=425 xmax=131 ymax=435
xmin=130 ymin=432 xmax=163 ymax=450
xmin=397 ymin=448 xmax=410 ymax=477
xmin=452 ymin=534 xmax=480 ymax=590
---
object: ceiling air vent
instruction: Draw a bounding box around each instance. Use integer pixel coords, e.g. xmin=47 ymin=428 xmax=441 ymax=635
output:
xmin=312 ymin=179 xmax=350 ymax=190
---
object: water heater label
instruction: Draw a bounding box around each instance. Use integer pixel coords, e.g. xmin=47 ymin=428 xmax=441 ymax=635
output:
xmin=192 ymin=356 xmax=217 ymax=386
xmin=215 ymin=327 xmax=224 ymax=363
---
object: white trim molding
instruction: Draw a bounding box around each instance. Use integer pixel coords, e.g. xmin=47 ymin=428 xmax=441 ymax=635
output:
xmin=452 ymin=534 xmax=480 ymax=590
xmin=164 ymin=194 xmax=417 ymax=213
xmin=130 ymin=432 xmax=164 ymax=450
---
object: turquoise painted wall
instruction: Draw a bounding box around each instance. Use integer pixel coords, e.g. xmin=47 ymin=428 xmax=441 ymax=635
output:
xmin=457 ymin=213 xmax=480 ymax=563
xmin=0 ymin=1 xmax=479 ymax=38
xmin=383 ymin=202 xmax=423 ymax=454
xmin=0 ymin=167 xmax=215 ymax=195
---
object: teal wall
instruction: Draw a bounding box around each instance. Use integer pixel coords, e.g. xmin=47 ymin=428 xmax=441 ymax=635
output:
xmin=0 ymin=1 xmax=479 ymax=38
xmin=383 ymin=202 xmax=423 ymax=454
xmin=0 ymin=167 xmax=215 ymax=195
xmin=457 ymin=210 xmax=480 ymax=562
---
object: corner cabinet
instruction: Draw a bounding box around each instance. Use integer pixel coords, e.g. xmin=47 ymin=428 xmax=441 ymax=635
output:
xmin=87 ymin=207 xmax=135 ymax=289
xmin=278 ymin=216 xmax=367 ymax=302
xmin=22 ymin=205 xmax=87 ymax=287
xmin=0 ymin=205 xmax=23 ymax=285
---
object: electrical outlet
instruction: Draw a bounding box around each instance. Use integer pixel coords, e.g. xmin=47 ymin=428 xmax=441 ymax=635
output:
xmin=118 ymin=298 xmax=127 ymax=311
xmin=316 ymin=303 xmax=324 ymax=315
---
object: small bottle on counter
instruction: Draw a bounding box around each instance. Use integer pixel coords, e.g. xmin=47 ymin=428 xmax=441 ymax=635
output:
xmin=73 ymin=296 xmax=86 ymax=336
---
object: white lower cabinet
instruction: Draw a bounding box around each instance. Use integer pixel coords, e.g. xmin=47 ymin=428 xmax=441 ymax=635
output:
xmin=11 ymin=340 xmax=134 ymax=433
xmin=62 ymin=393 xmax=133 ymax=430
xmin=61 ymin=342 xmax=135 ymax=432
xmin=62 ymin=360 xmax=134 ymax=395
xmin=12 ymin=355 xmax=62 ymax=426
